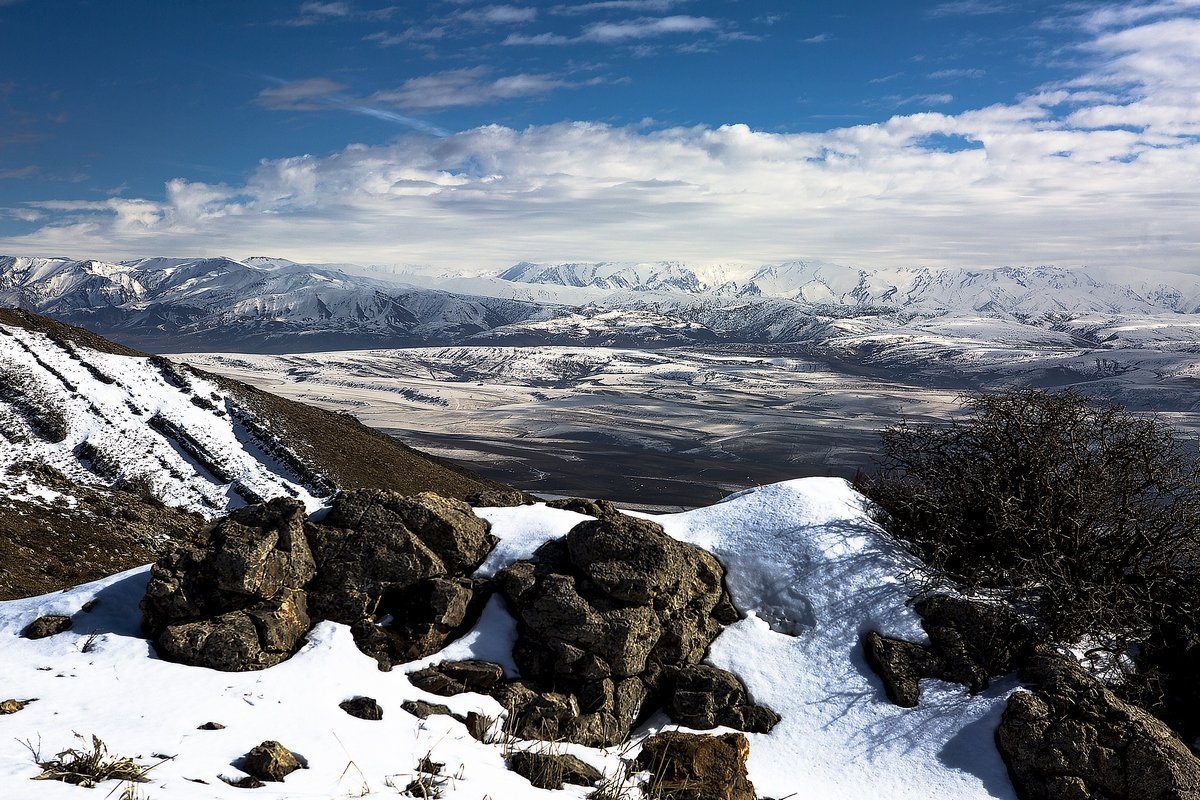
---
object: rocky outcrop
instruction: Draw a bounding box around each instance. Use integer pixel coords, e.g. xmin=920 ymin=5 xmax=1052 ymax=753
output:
xmin=665 ymin=664 xmax=781 ymax=733
xmin=544 ymin=497 xmax=621 ymax=518
xmin=493 ymin=513 xmax=770 ymax=746
xmin=141 ymin=491 xmax=497 ymax=671
xmin=636 ymin=732 xmax=756 ymax=800
xmin=864 ymin=594 xmax=1035 ymax=707
xmin=997 ymin=651 xmax=1200 ymax=800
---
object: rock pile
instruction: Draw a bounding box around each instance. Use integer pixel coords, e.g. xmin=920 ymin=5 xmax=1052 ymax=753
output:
xmin=141 ymin=491 xmax=496 ymax=671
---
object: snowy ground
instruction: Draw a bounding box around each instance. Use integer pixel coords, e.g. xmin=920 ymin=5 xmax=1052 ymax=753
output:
xmin=0 ymin=479 xmax=1015 ymax=799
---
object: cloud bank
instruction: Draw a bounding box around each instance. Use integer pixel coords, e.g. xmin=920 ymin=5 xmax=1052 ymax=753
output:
xmin=2 ymin=9 xmax=1198 ymax=272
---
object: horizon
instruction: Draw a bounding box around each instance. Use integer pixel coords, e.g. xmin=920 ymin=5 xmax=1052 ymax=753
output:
xmin=0 ymin=1 xmax=1197 ymax=272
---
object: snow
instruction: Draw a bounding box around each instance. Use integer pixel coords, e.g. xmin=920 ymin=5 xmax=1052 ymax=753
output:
xmin=0 ymin=323 xmax=323 ymax=516
xmin=0 ymin=478 xmax=1016 ymax=799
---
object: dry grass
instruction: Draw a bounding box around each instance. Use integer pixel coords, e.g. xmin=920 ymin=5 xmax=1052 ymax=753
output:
xmin=25 ymin=734 xmax=158 ymax=788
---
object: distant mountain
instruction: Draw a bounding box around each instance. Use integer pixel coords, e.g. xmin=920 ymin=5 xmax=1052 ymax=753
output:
xmin=0 ymin=255 xmax=554 ymax=352
xmin=4 ymin=254 xmax=1200 ymax=352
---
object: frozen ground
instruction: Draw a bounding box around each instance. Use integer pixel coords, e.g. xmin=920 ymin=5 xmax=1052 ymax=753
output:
xmin=0 ymin=478 xmax=1017 ymax=799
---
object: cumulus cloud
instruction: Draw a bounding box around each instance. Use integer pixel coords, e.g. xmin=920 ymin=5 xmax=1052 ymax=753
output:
xmin=4 ymin=10 xmax=1199 ymax=273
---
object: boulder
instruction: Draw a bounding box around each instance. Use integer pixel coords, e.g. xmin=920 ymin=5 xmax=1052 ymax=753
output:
xmin=401 ymin=699 xmax=452 ymax=719
xmin=0 ymin=699 xmax=33 ymax=714
xmin=240 ymin=740 xmax=304 ymax=782
xmin=339 ymin=696 xmax=383 ymax=721
xmin=997 ymin=651 xmax=1200 ymax=800
xmin=495 ymin=514 xmax=770 ymax=746
xmin=155 ymin=588 xmax=309 ymax=671
xmin=408 ymin=660 xmax=506 ymax=696
xmin=864 ymin=594 xmax=1035 ymax=707
xmin=666 ymin=664 xmax=781 ymax=733
xmin=465 ymin=489 xmax=530 ymax=508
xmin=23 ymin=614 xmax=72 ymax=639
xmin=635 ymin=732 xmax=756 ymax=800
xmin=508 ymin=751 xmax=604 ymax=790
xmin=544 ymin=498 xmax=622 ymax=518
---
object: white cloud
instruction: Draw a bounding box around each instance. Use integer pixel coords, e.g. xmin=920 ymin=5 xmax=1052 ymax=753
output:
xmin=456 ymin=5 xmax=537 ymax=24
xmin=256 ymin=78 xmax=348 ymax=110
xmin=928 ymin=1 xmax=1012 ymax=16
xmin=552 ymin=0 xmax=691 ymax=14
xmin=368 ymin=68 xmax=579 ymax=110
xmin=4 ymin=11 xmax=1199 ymax=273
xmin=581 ymin=14 xmax=717 ymax=41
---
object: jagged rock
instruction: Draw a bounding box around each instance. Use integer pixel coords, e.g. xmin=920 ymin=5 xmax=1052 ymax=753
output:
xmin=508 ymin=751 xmax=604 ymax=790
xmin=408 ymin=660 xmax=505 ymax=696
xmin=864 ymin=595 xmax=1036 ymax=707
xmin=544 ymin=498 xmax=622 ymax=518
xmin=666 ymin=664 xmax=781 ymax=733
xmin=339 ymin=696 xmax=383 ymax=720
xmin=636 ymin=731 xmax=756 ymax=800
xmin=141 ymin=491 xmax=497 ymax=671
xmin=241 ymin=740 xmax=304 ymax=782
xmin=496 ymin=514 xmax=766 ymax=746
xmin=23 ymin=614 xmax=72 ymax=639
xmin=155 ymin=588 xmax=309 ymax=671
xmin=198 ymin=721 xmax=225 ymax=730
xmin=401 ymin=699 xmax=452 ymax=719
xmin=997 ymin=650 xmax=1200 ymax=800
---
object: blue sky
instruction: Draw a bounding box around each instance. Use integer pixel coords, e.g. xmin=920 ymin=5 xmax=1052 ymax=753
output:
xmin=1 ymin=0 xmax=1198 ymax=272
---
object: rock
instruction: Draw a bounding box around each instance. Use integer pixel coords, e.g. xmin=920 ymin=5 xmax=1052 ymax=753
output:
xmin=353 ymin=576 xmax=490 ymax=667
xmin=23 ymin=614 xmax=72 ymax=639
xmin=997 ymin=651 xmax=1200 ymax=800
xmin=0 ymin=698 xmax=34 ymax=714
xmin=863 ymin=595 xmax=1036 ymax=707
xmin=666 ymin=664 xmax=781 ymax=733
xmin=339 ymin=696 xmax=383 ymax=721
xmin=155 ymin=588 xmax=309 ymax=671
xmin=508 ymin=751 xmax=604 ymax=790
xmin=197 ymin=721 xmax=226 ymax=730
xmin=544 ymin=498 xmax=622 ymax=518
xmin=465 ymin=489 xmax=530 ymax=508
xmin=219 ymin=775 xmax=264 ymax=789
xmin=408 ymin=660 xmax=505 ymax=696
xmin=636 ymin=732 xmax=756 ymax=800
xmin=495 ymin=515 xmax=756 ymax=746
xmin=241 ymin=740 xmax=304 ymax=782
xmin=401 ymin=699 xmax=452 ymax=719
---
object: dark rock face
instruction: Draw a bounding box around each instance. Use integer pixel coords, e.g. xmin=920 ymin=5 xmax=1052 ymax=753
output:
xmin=495 ymin=513 xmax=770 ymax=746
xmin=997 ymin=651 xmax=1200 ymax=800
xmin=666 ymin=664 xmax=782 ymax=733
xmin=636 ymin=731 xmax=756 ymax=800
xmin=864 ymin=595 xmax=1035 ymax=707
xmin=401 ymin=699 xmax=452 ymax=719
xmin=339 ymin=696 xmax=383 ymax=721
xmin=409 ymin=660 xmax=506 ymax=696
xmin=465 ymin=489 xmax=530 ymax=508
xmin=23 ymin=614 xmax=73 ymax=639
xmin=240 ymin=740 xmax=304 ymax=782
xmin=508 ymin=751 xmax=603 ymax=790
xmin=141 ymin=491 xmax=497 ymax=671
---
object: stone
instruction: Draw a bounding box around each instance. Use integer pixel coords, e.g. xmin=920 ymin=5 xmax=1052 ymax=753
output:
xmin=23 ymin=614 xmax=72 ymax=639
xmin=339 ymin=696 xmax=383 ymax=721
xmin=241 ymin=740 xmax=304 ymax=782
xmin=997 ymin=651 xmax=1200 ymax=800
xmin=401 ymin=699 xmax=452 ymax=719
xmin=494 ymin=515 xmax=755 ymax=746
xmin=465 ymin=489 xmax=530 ymax=508
xmin=408 ymin=660 xmax=505 ymax=696
xmin=155 ymin=588 xmax=309 ymax=671
xmin=666 ymin=664 xmax=780 ymax=733
xmin=635 ymin=731 xmax=756 ymax=800
xmin=1 ymin=699 xmax=33 ymax=714
xmin=354 ymin=576 xmax=489 ymax=667
xmin=863 ymin=595 xmax=1036 ymax=707
xmin=544 ymin=498 xmax=622 ymax=518
xmin=197 ymin=721 xmax=225 ymax=730
xmin=508 ymin=751 xmax=604 ymax=790
xmin=219 ymin=775 xmax=264 ymax=789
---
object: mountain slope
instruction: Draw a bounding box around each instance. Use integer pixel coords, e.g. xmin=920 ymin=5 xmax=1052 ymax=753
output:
xmin=0 ymin=309 xmax=512 ymax=598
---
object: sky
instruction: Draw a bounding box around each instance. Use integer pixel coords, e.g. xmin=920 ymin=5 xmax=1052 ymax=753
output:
xmin=0 ymin=0 xmax=1197 ymax=273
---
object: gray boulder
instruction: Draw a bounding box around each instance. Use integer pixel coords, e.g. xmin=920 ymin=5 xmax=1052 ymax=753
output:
xmin=508 ymin=751 xmax=603 ymax=790
xmin=997 ymin=651 xmax=1200 ymax=800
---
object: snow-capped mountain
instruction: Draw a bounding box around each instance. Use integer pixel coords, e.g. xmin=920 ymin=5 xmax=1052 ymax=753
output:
xmin=5 ymin=254 xmax=1200 ymax=353
xmin=0 ymin=256 xmax=554 ymax=352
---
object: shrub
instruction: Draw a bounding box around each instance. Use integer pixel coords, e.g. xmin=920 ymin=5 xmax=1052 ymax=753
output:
xmin=855 ymin=389 xmax=1200 ymax=645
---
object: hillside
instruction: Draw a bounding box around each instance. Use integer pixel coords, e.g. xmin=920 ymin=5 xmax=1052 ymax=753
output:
xmin=0 ymin=309 xmax=512 ymax=599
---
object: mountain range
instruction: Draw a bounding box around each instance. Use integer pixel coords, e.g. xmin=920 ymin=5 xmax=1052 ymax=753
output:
xmin=4 ymin=254 xmax=1200 ymax=353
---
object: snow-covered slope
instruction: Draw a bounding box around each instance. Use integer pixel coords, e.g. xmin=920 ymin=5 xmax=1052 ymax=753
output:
xmin=0 ymin=478 xmax=1015 ymax=799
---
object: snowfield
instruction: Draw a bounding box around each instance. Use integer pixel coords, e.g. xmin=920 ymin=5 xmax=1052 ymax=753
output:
xmin=0 ymin=479 xmax=1015 ymax=799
